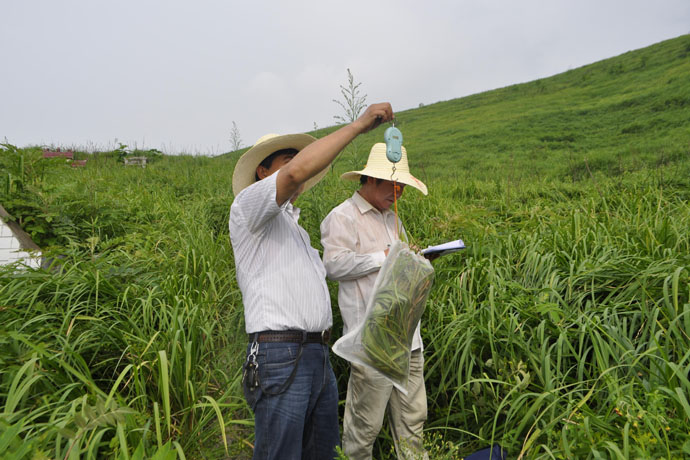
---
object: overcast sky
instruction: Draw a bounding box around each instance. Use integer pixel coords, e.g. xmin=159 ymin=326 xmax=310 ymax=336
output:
xmin=1 ymin=1 xmax=688 ymax=155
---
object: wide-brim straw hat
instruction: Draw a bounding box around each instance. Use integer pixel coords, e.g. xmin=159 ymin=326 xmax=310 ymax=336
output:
xmin=232 ymin=133 xmax=327 ymax=196
xmin=341 ymin=143 xmax=428 ymax=195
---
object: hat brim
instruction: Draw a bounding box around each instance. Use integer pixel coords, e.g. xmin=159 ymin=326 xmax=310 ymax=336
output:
xmin=232 ymin=133 xmax=323 ymax=196
xmin=341 ymin=169 xmax=428 ymax=195
xmin=340 ymin=143 xmax=428 ymax=195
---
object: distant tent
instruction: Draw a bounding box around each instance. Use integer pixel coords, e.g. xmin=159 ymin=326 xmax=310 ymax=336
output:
xmin=0 ymin=203 xmax=42 ymax=269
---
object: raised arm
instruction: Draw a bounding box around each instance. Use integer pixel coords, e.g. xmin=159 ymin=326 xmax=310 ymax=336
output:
xmin=275 ymin=102 xmax=393 ymax=205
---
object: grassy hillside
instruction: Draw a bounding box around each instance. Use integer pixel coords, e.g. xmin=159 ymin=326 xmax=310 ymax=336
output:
xmin=1 ymin=35 xmax=689 ymax=459
xmin=404 ymin=34 xmax=690 ymax=181
xmin=295 ymin=34 xmax=690 ymax=183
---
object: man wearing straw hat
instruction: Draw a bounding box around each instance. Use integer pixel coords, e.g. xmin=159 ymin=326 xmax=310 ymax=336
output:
xmin=229 ymin=103 xmax=393 ymax=460
xmin=320 ymin=143 xmax=429 ymax=460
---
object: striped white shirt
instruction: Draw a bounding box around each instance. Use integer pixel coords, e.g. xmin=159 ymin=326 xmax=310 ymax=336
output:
xmin=229 ymin=172 xmax=332 ymax=334
xmin=321 ymin=191 xmax=423 ymax=351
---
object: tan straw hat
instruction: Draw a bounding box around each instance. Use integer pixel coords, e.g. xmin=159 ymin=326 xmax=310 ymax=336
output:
xmin=232 ymin=133 xmax=327 ymax=196
xmin=341 ymin=143 xmax=428 ymax=195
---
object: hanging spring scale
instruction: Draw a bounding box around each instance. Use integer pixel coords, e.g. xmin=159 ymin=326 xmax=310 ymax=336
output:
xmin=384 ymin=121 xmax=403 ymax=166
xmin=384 ymin=122 xmax=403 ymax=240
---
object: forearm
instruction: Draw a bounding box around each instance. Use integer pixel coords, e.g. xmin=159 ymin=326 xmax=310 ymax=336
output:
xmin=276 ymin=102 xmax=392 ymax=203
xmin=321 ymin=209 xmax=387 ymax=281
xmin=282 ymin=123 xmax=360 ymax=185
xmin=323 ymin=248 xmax=385 ymax=281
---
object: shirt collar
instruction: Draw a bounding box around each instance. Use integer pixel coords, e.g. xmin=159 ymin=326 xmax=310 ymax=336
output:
xmin=351 ymin=191 xmax=392 ymax=216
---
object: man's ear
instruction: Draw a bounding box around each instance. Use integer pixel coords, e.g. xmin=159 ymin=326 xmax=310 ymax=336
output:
xmin=256 ymin=165 xmax=269 ymax=180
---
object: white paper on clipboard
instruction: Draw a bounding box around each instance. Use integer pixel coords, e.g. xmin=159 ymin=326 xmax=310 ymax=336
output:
xmin=420 ymin=239 xmax=466 ymax=257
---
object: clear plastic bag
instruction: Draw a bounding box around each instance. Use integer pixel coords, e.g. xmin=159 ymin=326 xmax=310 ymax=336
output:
xmin=332 ymin=240 xmax=435 ymax=393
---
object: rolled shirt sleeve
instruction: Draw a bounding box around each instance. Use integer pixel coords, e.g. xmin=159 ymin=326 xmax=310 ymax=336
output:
xmin=231 ymin=171 xmax=284 ymax=235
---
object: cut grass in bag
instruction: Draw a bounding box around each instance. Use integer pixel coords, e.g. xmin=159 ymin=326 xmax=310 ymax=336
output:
xmin=333 ymin=240 xmax=435 ymax=392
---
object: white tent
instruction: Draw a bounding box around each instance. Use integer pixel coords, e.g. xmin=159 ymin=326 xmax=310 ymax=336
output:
xmin=0 ymin=204 xmax=42 ymax=269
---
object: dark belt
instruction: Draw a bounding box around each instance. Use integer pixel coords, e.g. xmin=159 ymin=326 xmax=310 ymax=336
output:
xmin=249 ymin=329 xmax=331 ymax=344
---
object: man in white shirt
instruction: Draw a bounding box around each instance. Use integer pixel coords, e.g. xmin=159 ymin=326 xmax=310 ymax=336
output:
xmin=229 ymin=103 xmax=393 ymax=460
xmin=320 ymin=143 xmax=430 ymax=460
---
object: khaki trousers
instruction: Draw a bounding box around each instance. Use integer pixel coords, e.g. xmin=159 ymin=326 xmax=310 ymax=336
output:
xmin=342 ymin=349 xmax=428 ymax=460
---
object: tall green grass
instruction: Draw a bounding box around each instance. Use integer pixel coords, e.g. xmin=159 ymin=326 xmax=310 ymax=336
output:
xmin=2 ymin=147 xmax=689 ymax=459
xmin=414 ymin=177 xmax=690 ymax=458
xmin=297 ymin=168 xmax=689 ymax=458
xmin=1 ymin=155 xmax=251 ymax=459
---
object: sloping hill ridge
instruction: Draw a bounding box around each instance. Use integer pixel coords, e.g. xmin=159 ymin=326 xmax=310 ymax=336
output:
xmin=283 ymin=34 xmax=690 ymax=182
xmin=399 ymin=34 xmax=690 ymax=181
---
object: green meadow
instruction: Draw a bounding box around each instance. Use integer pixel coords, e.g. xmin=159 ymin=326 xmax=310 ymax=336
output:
xmin=1 ymin=34 xmax=689 ymax=459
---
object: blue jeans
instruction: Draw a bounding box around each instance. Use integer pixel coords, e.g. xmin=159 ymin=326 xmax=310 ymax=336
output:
xmin=244 ymin=342 xmax=340 ymax=460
